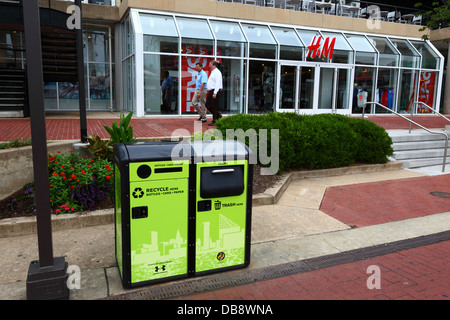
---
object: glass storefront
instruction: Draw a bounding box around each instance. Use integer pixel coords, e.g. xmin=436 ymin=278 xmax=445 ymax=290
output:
xmin=42 ymin=25 xmax=114 ymax=111
xmin=121 ymin=9 xmax=443 ymax=117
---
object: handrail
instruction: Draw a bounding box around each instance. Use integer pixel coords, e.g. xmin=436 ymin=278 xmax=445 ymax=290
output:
xmin=363 ymin=102 xmax=448 ymax=172
xmin=411 ymin=101 xmax=450 ymax=133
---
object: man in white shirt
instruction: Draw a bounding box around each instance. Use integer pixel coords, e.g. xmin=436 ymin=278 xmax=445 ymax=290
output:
xmin=205 ymin=60 xmax=223 ymax=126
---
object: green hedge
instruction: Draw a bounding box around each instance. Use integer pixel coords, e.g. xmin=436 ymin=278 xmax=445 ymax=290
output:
xmin=214 ymin=113 xmax=393 ymax=173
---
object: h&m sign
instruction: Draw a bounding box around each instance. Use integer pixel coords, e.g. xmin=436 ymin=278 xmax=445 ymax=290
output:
xmin=307 ymin=36 xmax=336 ymax=60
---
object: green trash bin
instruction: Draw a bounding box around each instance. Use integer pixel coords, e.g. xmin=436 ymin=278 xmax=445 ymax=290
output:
xmin=192 ymin=140 xmax=253 ymax=276
xmin=114 ymin=142 xmax=191 ymax=288
xmin=114 ymin=140 xmax=253 ymax=288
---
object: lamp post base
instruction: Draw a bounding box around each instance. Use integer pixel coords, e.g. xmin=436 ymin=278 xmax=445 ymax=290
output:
xmin=26 ymin=256 xmax=70 ymax=300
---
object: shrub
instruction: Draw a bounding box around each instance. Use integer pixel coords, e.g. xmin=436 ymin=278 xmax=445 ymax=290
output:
xmin=215 ymin=112 xmax=393 ymax=172
xmin=103 ymin=112 xmax=137 ymax=144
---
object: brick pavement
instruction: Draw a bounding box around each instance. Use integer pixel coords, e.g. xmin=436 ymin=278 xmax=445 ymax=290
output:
xmin=0 ymin=114 xmax=449 ymax=142
xmin=320 ymin=174 xmax=450 ymax=227
xmin=181 ymin=240 xmax=450 ymax=300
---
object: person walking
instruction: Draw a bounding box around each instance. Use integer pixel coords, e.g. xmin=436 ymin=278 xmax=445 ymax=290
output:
xmin=205 ymin=60 xmax=223 ymax=126
xmin=192 ymin=62 xmax=208 ymax=122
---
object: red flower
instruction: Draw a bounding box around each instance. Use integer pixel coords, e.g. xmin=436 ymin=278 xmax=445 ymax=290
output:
xmin=60 ymin=172 xmax=65 ymax=176
xmin=106 ymin=175 xmax=111 ymax=180
xmin=81 ymin=170 xmax=86 ymax=174
xmin=52 ymin=172 xmax=58 ymax=176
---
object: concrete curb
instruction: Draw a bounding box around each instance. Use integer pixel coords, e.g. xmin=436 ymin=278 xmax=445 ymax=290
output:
xmin=0 ymin=161 xmax=403 ymax=238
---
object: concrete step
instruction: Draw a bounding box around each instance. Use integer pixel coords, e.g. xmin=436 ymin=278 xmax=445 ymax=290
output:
xmin=393 ymin=148 xmax=449 ymax=160
xmin=393 ymin=140 xmax=447 ymax=151
xmin=389 ymin=131 xmax=448 ymax=143
xmin=401 ymin=157 xmax=450 ymax=169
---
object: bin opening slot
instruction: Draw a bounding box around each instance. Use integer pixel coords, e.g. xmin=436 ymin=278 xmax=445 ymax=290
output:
xmin=154 ymin=167 xmax=183 ymax=174
xmin=200 ymin=165 xmax=245 ymax=198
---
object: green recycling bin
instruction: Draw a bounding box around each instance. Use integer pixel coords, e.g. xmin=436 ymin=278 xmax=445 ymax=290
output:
xmin=114 ymin=140 xmax=253 ymax=288
xmin=114 ymin=142 xmax=191 ymax=288
xmin=192 ymin=140 xmax=253 ymax=276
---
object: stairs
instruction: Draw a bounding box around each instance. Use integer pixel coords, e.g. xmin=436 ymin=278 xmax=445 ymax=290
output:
xmin=0 ymin=68 xmax=26 ymax=116
xmin=41 ymin=31 xmax=78 ymax=83
xmin=389 ymin=129 xmax=450 ymax=169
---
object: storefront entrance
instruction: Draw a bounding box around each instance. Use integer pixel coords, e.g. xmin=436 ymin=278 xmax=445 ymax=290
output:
xmin=277 ymin=62 xmax=352 ymax=114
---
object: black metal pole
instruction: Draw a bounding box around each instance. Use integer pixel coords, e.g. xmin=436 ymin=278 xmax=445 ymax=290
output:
xmin=23 ymin=0 xmax=53 ymax=268
xmin=24 ymin=0 xmax=69 ymax=300
xmin=75 ymin=0 xmax=87 ymax=143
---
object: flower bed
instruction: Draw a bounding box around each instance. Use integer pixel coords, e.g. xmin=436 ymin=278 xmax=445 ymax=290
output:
xmin=47 ymin=150 xmax=114 ymax=213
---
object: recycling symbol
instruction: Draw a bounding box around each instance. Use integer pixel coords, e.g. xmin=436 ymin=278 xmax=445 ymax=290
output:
xmin=132 ymin=187 xmax=144 ymax=199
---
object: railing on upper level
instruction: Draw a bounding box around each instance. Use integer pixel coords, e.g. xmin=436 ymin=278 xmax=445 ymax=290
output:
xmin=362 ymin=101 xmax=449 ymax=173
xmin=0 ymin=0 xmax=118 ymax=6
xmin=215 ymin=1 xmax=425 ymax=26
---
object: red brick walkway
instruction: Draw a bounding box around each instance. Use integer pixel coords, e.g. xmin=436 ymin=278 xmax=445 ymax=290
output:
xmin=0 ymin=114 xmax=449 ymax=141
xmin=0 ymin=117 xmax=211 ymax=141
xmin=320 ymin=174 xmax=450 ymax=228
xmin=182 ymin=241 xmax=450 ymax=300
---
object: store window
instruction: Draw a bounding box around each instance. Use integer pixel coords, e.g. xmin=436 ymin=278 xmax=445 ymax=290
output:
xmin=144 ymin=54 xmax=179 ymax=114
xmin=0 ymin=30 xmax=24 ymax=69
xmin=368 ymin=37 xmax=399 ymax=67
xmin=86 ymin=27 xmax=113 ymax=110
xmin=241 ymin=23 xmax=277 ymax=59
xmin=218 ymin=58 xmax=246 ymax=115
xmin=418 ymin=71 xmax=439 ymax=112
xmin=398 ymin=69 xmax=418 ymax=113
xmin=141 ymin=14 xmax=179 ymax=53
xmin=210 ymin=20 xmax=247 ymax=57
xmin=271 ymin=27 xmax=303 ymax=61
xmin=248 ymin=60 xmax=275 ymax=113
xmin=353 ymin=67 xmax=375 ymax=113
xmin=320 ymin=32 xmax=353 ymax=64
xmin=177 ymin=17 xmax=214 ymax=56
xmin=177 ymin=17 xmax=215 ymax=114
xmin=390 ymin=39 xmax=420 ymax=69
xmin=410 ymin=40 xmax=440 ymax=70
xmin=375 ymin=68 xmax=397 ymax=113
xmin=345 ymin=34 xmax=377 ymax=65
xmin=297 ymin=29 xmax=322 ymax=62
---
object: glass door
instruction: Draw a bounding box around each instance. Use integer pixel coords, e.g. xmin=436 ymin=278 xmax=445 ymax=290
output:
xmin=299 ymin=66 xmax=315 ymax=110
xmin=279 ymin=64 xmax=297 ymax=110
xmin=278 ymin=62 xmax=317 ymax=112
xmin=318 ymin=65 xmax=352 ymax=113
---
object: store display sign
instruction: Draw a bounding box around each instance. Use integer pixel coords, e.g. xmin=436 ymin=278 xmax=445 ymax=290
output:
xmin=418 ymin=72 xmax=436 ymax=112
xmin=181 ymin=45 xmax=222 ymax=112
xmin=181 ymin=45 xmax=211 ymax=113
xmin=307 ymin=36 xmax=336 ymax=60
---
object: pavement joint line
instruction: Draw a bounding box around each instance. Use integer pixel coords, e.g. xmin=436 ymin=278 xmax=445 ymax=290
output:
xmin=103 ymin=230 xmax=450 ymax=301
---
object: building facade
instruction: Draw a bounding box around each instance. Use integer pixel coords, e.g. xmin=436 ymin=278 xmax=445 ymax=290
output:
xmin=0 ymin=0 xmax=448 ymax=118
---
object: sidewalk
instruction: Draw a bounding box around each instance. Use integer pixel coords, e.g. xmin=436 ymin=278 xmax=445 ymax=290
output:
xmin=0 ymin=113 xmax=449 ymax=301
xmin=0 ymin=166 xmax=449 ymax=300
